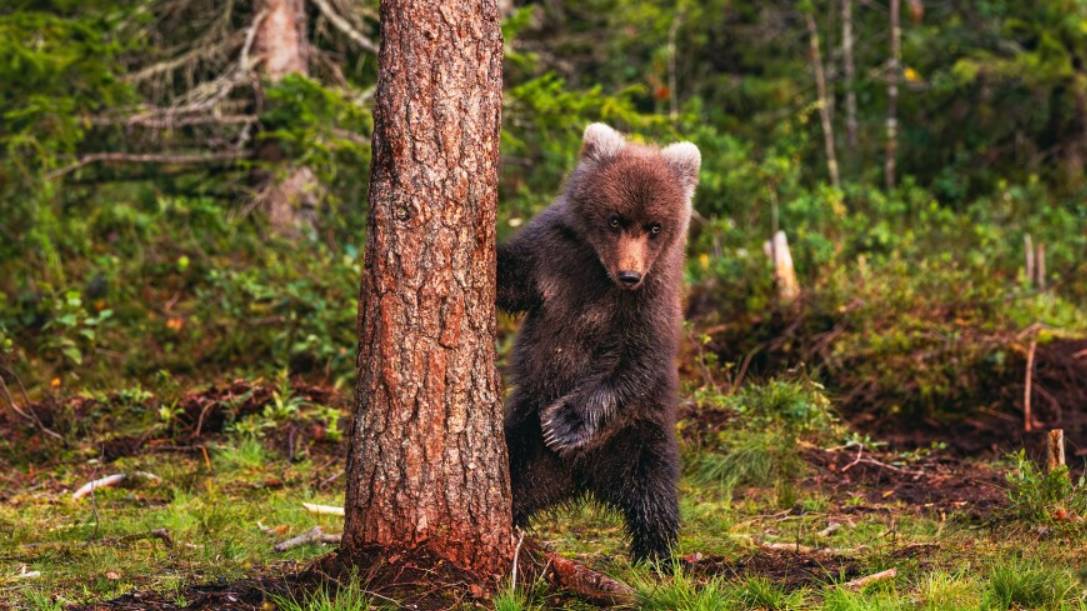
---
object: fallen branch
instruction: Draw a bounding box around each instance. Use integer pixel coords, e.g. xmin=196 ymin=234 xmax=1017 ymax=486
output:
xmin=72 ymin=471 xmax=162 ymax=500
xmin=758 ymin=540 xmax=865 ymax=556
xmin=89 ymin=113 xmax=258 ymax=129
xmin=844 ymin=567 xmax=897 ymax=590
xmin=49 ymin=151 xmax=248 ymax=179
xmin=302 ymin=502 xmax=346 ymax=516
xmin=311 ymin=0 xmax=379 ymax=53
xmin=274 ymin=526 xmax=341 ymax=552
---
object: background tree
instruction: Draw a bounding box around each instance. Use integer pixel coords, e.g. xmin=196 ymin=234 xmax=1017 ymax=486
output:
xmin=341 ymin=0 xmax=514 ymax=582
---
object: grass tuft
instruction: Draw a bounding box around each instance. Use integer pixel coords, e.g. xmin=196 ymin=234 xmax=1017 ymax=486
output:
xmin=983 ymin=558 xmax=1082 ymax=610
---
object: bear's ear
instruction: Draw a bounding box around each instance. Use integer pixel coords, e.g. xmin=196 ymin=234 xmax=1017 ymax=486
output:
xmin=581 ymin=123 xmax=626 ymax=162
xmin=661 ymin=141 xmax=701 ymax=198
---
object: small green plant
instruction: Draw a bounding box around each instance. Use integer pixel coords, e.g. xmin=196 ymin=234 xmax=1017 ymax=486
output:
xmin=916 ymin=570 xmax=981 ymax=610
xmin=157 ymin=401 xmax=184 ymax=429
xmin=41 ymin=290 xmax=113 ymax=367
xmin=729 ymin=576 xmax=806 ymax=610
xmin=214 ymin=436 xmax=270 ymax=471
xmin=493 ymin=587 xmax=530 ymax=611
xmin=271 ymin=576 xmax=375 ymax=611
xmin=264 ymin=370 xmax=308 ymax=422
xmin=636 ymin=567 xmax=733 ymax=611
xmin=983 ymin=558 xmax=1081 ymax=610
xmin=820 ymin=586 xmax=907 ymax=611
xmin=22 ymin=590 xmax=64 ymax=611
xmin=1004 ymin=450 xmax=1087 ymax=524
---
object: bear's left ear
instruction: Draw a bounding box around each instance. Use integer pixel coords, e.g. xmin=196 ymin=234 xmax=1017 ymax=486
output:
xmin=581 ymin=123 xmax=626 ymax=162
xmin=661 ymin=141 xmax=701 ymax=199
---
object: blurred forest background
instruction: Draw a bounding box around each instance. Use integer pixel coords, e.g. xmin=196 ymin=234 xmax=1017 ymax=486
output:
xmin=3 ymin=0 xmax=1087 ymax=429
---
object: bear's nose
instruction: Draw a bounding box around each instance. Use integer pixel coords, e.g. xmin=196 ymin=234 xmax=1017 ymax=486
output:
xmin=618 ymin=271 xmax=642 ymax=285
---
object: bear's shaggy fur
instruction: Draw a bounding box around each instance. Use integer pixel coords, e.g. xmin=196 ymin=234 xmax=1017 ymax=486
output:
xmin=497 ymin=123 xmax=700 ymax=562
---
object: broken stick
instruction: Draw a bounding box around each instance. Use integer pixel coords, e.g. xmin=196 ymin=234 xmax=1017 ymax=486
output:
xmin=302 ymin=502 xmax=345 ymax=516
xmin=844 ymin=568 xmax=897 ymax=590
xmin=273 ymin=526 xmax=342 ymax=552
xmin=72 ymin=471 xmax=162 ymax=500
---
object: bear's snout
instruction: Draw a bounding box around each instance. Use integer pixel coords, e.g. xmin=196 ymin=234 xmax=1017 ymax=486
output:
xmin=615 ymin=234 xmax=648 ymax=289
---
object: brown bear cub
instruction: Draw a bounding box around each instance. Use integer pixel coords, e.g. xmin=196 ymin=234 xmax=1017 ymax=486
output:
xmin=497 ymin=123 xmax=700 ymax=562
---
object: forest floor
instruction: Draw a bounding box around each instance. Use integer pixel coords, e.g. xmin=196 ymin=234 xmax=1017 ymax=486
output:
xmin=1 ymin=376 xmax=1086 ymax=610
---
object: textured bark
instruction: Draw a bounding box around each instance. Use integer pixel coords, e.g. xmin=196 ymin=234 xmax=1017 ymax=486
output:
xmin=254 ymin=0 xmax=318 ymax=234
xmin=342 ymin=0 xmax=513 ymax=580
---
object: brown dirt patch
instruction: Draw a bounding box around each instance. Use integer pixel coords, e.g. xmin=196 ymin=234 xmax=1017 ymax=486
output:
xmin=681 ymin=548 xmax=863 ymax=588
xmin=805 ymin=446 xmax=1007 ymax=517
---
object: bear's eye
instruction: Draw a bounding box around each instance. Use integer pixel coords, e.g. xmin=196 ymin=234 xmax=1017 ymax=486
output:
xmin=608 ymin=215 xmax=622 ymax=231
xmin=648 ymin=223 xmax=662 ymax=237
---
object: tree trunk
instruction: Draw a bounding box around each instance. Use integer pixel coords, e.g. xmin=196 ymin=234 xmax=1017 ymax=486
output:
xmin=842 ymin=0 xmax=858 ymax=150
xmin=254 ymin=0 xmax=318 ymax=234
xmin=342 ymin=0 xmax=513 ymax=583
xmin=806 ymin=12 xmax=840 ymax=189
xmin=885 ymin=0 xmax=900 ymax=190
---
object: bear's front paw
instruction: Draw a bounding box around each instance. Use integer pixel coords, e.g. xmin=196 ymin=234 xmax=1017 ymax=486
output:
xmin=540 ymin=400 xmax=594 ymax=455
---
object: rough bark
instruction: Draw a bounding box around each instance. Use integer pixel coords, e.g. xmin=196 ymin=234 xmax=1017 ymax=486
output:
xmin=254 ymin=0 xmax=319 ymax=234
xmin=885 ymin=0 xmax=900 ymax=190
xmin=342 ymin=0 xmax=513 ymax=581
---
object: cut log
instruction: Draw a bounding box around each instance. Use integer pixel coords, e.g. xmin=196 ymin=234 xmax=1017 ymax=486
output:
xmin=763 ymin=230 xmax=800 ymax=304
xmin=1046 ymin=429 xmax=1066 ymax=473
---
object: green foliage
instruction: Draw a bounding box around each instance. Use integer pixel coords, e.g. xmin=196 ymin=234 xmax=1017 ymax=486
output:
xmin=688 ymin=379 xmax=838 ymax=505
xmin=1004 ymin=450 xmax=1087 ymax=525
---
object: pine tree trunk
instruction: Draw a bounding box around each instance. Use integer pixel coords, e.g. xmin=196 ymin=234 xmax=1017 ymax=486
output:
xmin=341 ymin=0 xmax=513 ymax=582
xmin=254 ymin=0 xmax=318 ymax=234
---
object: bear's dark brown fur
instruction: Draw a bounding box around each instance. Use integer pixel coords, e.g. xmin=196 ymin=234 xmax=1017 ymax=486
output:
xmin=497 ymin=123 xmax=700 ymax=562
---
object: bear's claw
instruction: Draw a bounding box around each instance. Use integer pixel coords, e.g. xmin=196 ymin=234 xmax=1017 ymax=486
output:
xmin=540 ymin=399 xmax=594 ymax=454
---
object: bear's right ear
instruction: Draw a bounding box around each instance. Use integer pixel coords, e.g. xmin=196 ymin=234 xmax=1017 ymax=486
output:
xmin=580 ymin=123 xmax=625 ymax=162
xmin=661 ymin=141 xmax=701 ymax=200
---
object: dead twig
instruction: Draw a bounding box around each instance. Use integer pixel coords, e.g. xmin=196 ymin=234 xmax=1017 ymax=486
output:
xmin=72 ymin=471 xmax=162 ymax=500
xmin=49 ymin=151 xmax=248 ymax=180
xmin=273 ymin=526 xmax=341 ymax=552
xmin=511 ymin=529 xmax=526 ymax=591
xmin=1025 ymin=333 xmax=1037 ymax=432
xmin=0 ymin=365 xmax=63 ymax=441
xmin=302 ymin=502 xmax=345 ymax=516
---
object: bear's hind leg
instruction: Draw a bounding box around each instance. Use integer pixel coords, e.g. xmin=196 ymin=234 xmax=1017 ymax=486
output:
xmin=583 ymin=421 xmax=679 ymax=563
xmin=506 ymin=411 xmax=575 ymax=526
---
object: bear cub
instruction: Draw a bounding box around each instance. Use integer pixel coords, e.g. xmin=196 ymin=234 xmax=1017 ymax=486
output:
xmin=497 ymin=123 xmax=700 ymax=562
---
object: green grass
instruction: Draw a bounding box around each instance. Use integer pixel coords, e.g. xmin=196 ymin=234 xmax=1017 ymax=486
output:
xmin=271 ymin=574 xmax=375 ymax=611
xmin=983 ymin=559 xmax=1083 ymax=610
xmin=3 ymin=379 xmax=1087 ymax=609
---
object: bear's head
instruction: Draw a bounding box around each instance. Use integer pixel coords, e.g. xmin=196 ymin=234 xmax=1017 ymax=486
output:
xmin=566 ymin=123 xmax=700 ymax=291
